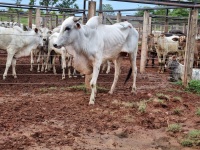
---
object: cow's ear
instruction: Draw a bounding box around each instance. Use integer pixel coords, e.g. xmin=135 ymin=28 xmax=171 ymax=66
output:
xmin=34 ymin=28 xmax=38 ymax=33
xmin=76 ymin=23 xmax=81 ymax=29
xmin=172 ymin=37 xmax=179 ymax=41
xmin=48 ymin=31 xmax=52 ymax=34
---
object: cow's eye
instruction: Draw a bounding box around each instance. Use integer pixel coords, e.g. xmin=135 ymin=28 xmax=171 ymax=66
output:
xmin=65 ymin=27 xmax=71 ymax=31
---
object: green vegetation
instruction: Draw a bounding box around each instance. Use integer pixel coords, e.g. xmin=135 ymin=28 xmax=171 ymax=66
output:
xmin=137 ymin=101 xmax=147 ymax=113
xmin=196 ymin=107 xmax=200 ymax=116
xmin=187 ymin=80 xmax=200 ymax=94
xmin=181 ymin=129 xmax=200 ymax=147
xmin=173 ymin=108 xmax=182 ymax=115
xmin=156 ymin=93 xmax=170 ymax=100
xmin=67 ymin=84 xmax=108 ymax=93
xmin=172 ymin=96 xmax=182 ymax=102
xmin=167 ymin=123 xmax=181 ymax=133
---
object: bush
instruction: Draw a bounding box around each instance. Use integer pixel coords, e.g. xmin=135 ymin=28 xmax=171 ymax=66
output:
xmin=187 ymin=80 xmax=200 ymax=94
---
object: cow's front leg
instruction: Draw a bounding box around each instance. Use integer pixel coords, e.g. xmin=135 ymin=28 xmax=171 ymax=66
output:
xmin=89 ymin=62 xmax=101 ymax=105
xmin=157 ymin=55 xmax=162 ymax=73
xmin=37 ymin=51 xmax=41 ymax=72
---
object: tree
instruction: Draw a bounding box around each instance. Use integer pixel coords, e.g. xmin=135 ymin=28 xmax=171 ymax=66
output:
xmin=169 ymin=8 xmax=189 ymax=17
xmin=39 ymin=0 xmax=58 ymax=7
xmin=12 ymin=0 xmax=22 ymax=5
xmin=29 ymin=0 xmax=36 ymax=5
xmin=56 ymin=0 xmax=79 ymax=14
xmin=134 ymin=6 xmax=155 ymax=16
xmin=102 ymin=4 xmax=114 ymax=16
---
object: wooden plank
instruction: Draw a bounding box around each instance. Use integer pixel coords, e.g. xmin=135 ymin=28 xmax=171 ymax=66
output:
xmin=183 ymin=8 xmax=198 ymax=86
xmin=106 ymin=16 xmax=114 ymax=24
xmin=140 ymin=11 xmax=149 ymax=73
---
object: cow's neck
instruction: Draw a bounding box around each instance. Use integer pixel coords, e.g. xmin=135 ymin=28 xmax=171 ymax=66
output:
xmin=72 ymin=26 xmax=95 ymax=55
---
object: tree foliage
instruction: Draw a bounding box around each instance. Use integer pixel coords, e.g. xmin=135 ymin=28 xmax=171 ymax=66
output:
xmin=102 ymin=4 xmax=114 ymax=16
xmin=56 ymin=0 xmax=79 ymax=14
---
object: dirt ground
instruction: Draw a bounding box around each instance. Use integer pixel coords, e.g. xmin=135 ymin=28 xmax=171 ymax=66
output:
xmin=0 ymin=51 xmax=200 ymax=150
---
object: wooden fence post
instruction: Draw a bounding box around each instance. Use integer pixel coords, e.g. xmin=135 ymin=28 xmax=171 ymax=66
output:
xmin=85 ymin=0 xmax=96 ymax=90
xmin=36 ymin=8 xmax=41 ymax=28
xmin=148 ymin=16 xmax=152 ymax=34
xmin=140 ymin=10 xmax=149 ymax=73
xmin=183 ymin=8 xmax=198 ymax=87
xmin=88 ymin=0 xmax=96 ymax=20
xmin=117 ymin=11 xmax=121 ymax=23
xmin=56 ymin=15 xmax=58 ymax=27
xmin=28 ymin=9 xmax=32 ymax=28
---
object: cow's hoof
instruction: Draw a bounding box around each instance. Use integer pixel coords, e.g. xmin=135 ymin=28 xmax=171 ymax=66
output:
xmin=73 ymin=75 xmax=77 ymax=78
xmin=37 ymin=70 xmax=40 ymax=73
xmin=62 ymin=77 xmax=65 ymax=80
xmin=108 ymin=90 xmax=113 ymax=94
xmin=3 ymin=76 xmax=6 ymax=80
xmin=13 ymin=75 xmax=17 ymax=79
xmin=69 ymin=76 xmax=72 ymax=78
xmin=30 ymin=69 xmax=33 ymax=72
xmin=89 ymin=100 xmax=95 ymax=105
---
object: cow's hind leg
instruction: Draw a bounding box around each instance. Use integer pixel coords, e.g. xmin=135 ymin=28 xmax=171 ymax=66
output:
xmin=12 ymin=57 xmax=17 ymax=78
xmin=129 ymin=52 xmax=137 ymax=93
xmin=30 ymin=51 xmax=34 ymax=72
xmin=3 ymin=51 xmax=14 ymax=80
xmin=109 ymin=57 xmax=122 ymax=94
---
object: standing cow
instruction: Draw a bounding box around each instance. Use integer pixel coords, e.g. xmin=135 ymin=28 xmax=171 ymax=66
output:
xmin=0 ymin=27 xmax=43 ymax=79
xmin=53 ymin=16 xmax=139 ymax=104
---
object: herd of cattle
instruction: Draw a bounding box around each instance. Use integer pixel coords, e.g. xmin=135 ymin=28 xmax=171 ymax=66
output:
xmin=0 ymin=17 xmax=200 ymax=103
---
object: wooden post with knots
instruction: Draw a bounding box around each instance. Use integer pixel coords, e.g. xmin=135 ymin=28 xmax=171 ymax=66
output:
xmin=88 ymin=0 xmax=96 ymax=20
xmin=183 ymin=8 xmax=198 ymax=87
xmin=35 ymin=8 xmax=41 ymax=28
xmin=28 ymin=9 xmax=33 ymax=28
xmin=140 ymin=10 xmax=149 ymax=73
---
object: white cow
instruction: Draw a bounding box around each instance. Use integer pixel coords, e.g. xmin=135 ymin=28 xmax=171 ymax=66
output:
xmin=53 ymin=16 xmax=139 ymax=104
xmin=30 ymin=27 xmax=51 ymax=72
xmin=155 ymin=34 xmax=185 ymax=73
xmin=47 ymin=32 xmax=75 ymax=79
xmin=0 ymin=27 xmax=43 ymax=79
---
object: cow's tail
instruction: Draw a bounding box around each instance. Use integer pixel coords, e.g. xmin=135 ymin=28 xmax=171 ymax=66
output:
xmin=124 ymin=67 xmax=132 ymax=84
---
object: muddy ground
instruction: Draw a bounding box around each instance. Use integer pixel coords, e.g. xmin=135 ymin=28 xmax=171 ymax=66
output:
xmin=0 ymin=51 xmax=199 ymax=150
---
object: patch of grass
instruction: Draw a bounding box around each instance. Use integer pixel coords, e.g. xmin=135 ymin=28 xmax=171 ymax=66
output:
xmin=67 ymin=84 xmax=108 ymax=93
xmin=137 ymin=101 xmax=147 ymax=113
xmin=39 ymin=87 xmax=58 ymax=92
xmin=188 ymin=130 xmax=200 ymax=139
xmin=68 ymin=84 xmax=87 ymax=91
xmin=121 ymin=102 xmax=137 ymax=108
xmin=172 ymin=96 xmax=182 ymax=102
xmin=187 ymin=80 xmax=200 ymax=94
xmin=172 ymin=80 xmax=182 ymax=85
xmin=156 ymin=93 xmax=170 ymax=100
xmin=173 ymin=108 xmax=182 ymax=115
xmin=181 ymin=139 xmax=193 ymax=147
xmin=196 ymin=107 xmax=200 ymax=116
xmin=48 ymin=87 xmax=58 ymax=90
xmin=181 ymin=129 xmax=200 ymax=147
xmin=167 ymin=123 xmax=181 ymax=133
